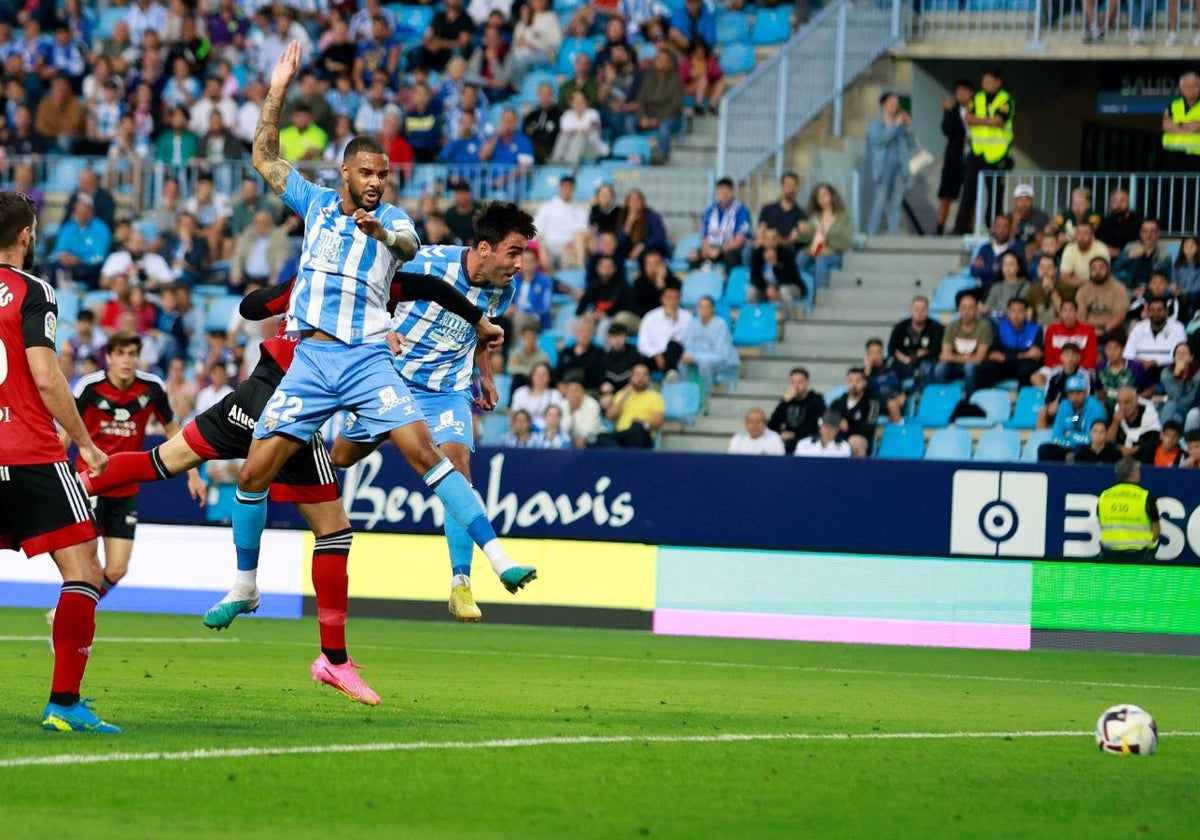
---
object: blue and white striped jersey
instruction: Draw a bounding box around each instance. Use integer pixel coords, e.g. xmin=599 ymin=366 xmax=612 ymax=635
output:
xmin=392 ymin=245 xmax=516 ymax=394
xmin=280 ymin=170 xmax=419 ymax=345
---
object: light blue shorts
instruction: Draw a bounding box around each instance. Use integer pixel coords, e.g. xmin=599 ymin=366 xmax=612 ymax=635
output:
xmin=253 ymin=340 xmax=423 ymax=443
xmin=343 ymin=383 xmax=475 ymax=452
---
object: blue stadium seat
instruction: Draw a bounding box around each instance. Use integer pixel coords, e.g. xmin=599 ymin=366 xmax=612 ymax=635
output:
xmin=719 ymin=43 xmax=755 ymax=77
xmin=925 ymin=427 xmax=973 ymax=461
xmin=402 ymin=163 xmax=446 ymax=199
xmin=538 ymin=331 xmax=559 ymax=367
xmin=555 ymin=37 xmax=596 ymax=75
xmin=82 ymin=289 xmax=113 ymax=313
xmin=555 ymin=267 xmax=587 ymax=295
xmin=97 ymin=6 xmax=125 ymax=39
xmin=55 ymin=290 xmax=80 ymax=324
xmin=493 ymin=373 xmax=513 ymax=409
xmin=662 ymin=381 xmax=702 ymax=424
xmin=825 ymin=385 xmax=848 ymax=405
xmin=956 ymin=387 xmax=1012 ymax=428
xmin=915 ymin=382 xmax=963 ymax=428
xmin=671 ymin=233 xmax=702 ymax=272
xmin=516 ymin=70 xmax=559 ymax=106
xmin=731 ymin=303 xmax=777 ymax=347
xmin=716 ymin=11 xmax=751 ymax=45
xmin=875 ymin=423 xmax=925 ymax=460
xmin=930 ymin=274 xmax=978 ymax=317
xmin=751 ymin=8 xmax=792 ymax=45
xmin=1004 ymin=386 xmax=1045 ymax=430
xmin=1021 ymin=428 xmax=1053 ymax=463
xmin=204 ymin=295 xmax=241 ymax=334
xmin=391 ymin=5 xmax=436 ymax=42
xmin=528 ymin=167 xmax=573 ymax=202
xmin=610 ymin=134 xmax=653 ymax=164
xmin=479 ymin=414 xmax=510 ymax=447
xmin=45 ymin=157 xmax=88 ymax=193
xmin=973 ymin=428 xmax=1022 ymax=463
xmin=723 ymin=266 xmax=750 ymax=306
xmin=681 ymin=269 xmax=725 ymax=308
xmin=572 ymin=165 xmax=611 ymax=195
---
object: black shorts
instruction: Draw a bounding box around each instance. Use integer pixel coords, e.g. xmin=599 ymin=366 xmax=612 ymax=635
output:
xmin=181 ymin=362 xmax=339 ymax=504
xmin=0 ymin=462 xmax=99 ymax=557
xmin=938 ymin=155 xmax=966 ymax=200
xmin=94 ymin=495 xmax=138 ymax=541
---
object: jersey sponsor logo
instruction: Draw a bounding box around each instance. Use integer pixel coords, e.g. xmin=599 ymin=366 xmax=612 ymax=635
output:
xmin=0 ymin=282 xmax=12 ymax=307
xmin=312 ymin=229 xmax=345 ymax=270
xmin=432 ymin=409 xmax=465 ymax=437
xmin=227 ymin=403 xmax=257 ymax=430
xmin=429 ymin=311 xmax=472 ymax=346
xmin=125 ymin=513 xmax=138 ymax=525
xmin=113 ymin=407 xmax=131 ymax=422
xmin=44 ymin=311 xmax=56 ymax=341
xmin=377 ymin=385 xmax=413 ymax=415
xmin=99 ymin=419 xmax=139 ymax=438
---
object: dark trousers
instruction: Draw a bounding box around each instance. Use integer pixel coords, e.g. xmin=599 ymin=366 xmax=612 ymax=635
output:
xmin=976 ymin=357 xmax=1041 ymax=390
xmin=650 ymin=340 xmax=684 ymax=374
xmin=953 ymin=154 xmax=1006 ymax=235
xmin=1037 ymin=442 xmax=1074 ymax=462
xmin=616 ymin=424 xmax=655 ymax=449
xmin=1099 ymin=547 xmax=1158 ymax=564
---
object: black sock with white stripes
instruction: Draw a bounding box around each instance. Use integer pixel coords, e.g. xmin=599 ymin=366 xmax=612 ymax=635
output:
xmin=149 ymin=446 xmax=174 ymax=480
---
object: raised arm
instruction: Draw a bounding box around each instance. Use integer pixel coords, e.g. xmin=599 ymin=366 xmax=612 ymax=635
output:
xmin=253 ymin=40 xmax=302 ymax=195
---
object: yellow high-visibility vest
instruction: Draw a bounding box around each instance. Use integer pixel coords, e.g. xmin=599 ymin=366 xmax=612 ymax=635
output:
xmin=969 ymin=89 xmax=1013 ymax=164
xmin=1097 ymin=483 xmax=1156 ymax=552
xmin=1162 ymin=97 xmax=1200 ymax=156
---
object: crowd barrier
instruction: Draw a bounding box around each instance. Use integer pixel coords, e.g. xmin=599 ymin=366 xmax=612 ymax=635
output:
xmin=3 ymin=446 xmax=1198 ymax=654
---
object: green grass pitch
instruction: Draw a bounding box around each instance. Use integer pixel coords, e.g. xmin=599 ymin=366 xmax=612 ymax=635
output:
xmin=1 ymin=608 xmax=1198 ymax=839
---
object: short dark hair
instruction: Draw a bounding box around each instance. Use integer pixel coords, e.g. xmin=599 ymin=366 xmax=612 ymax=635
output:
xmin=473 ymin=201 xmax=536 ymax=247
xmin=1164 ymin=419 xmax=1185 ymax=434
xmin=983 ymin=67 xmax=1003 ymax=79
xmin=343 ymin=135 xmax=387 ymax=162
xmin=1008 ymin=297 xmax=1028 ymax=309
xmin=716 ymin=177 xmax=734 ymax=189
xmin=847 ymin=366 xmax=866 ymax=378
xmin=1185 ymin=429 xmax=1200 ymax=444
xmin=0 ymin=191 xmax=36 ymax=250
xmin=1060 ymin=341 xmax=1082 ymax=355
xmin=954 ymin=78 xmax=975 ymax=91
xmin=954 ymin=288 xmax=980 ymax=306
xmin=106 ymin=330 xmax=143 ymax=355
xmin=77 ymin=309 xmax=95 ymax=324
xmin=607 ymin=322 xmax=628 ymax=337
xmin=293 ymin=102 xmax=312 ymax=115
xmin=1100 ymin=330 xmax=1128 ymax=346
xmin=866 ymin=337 xmax=884 ymax=349
xmin=790 ymin=367 xmax=809 ymax=378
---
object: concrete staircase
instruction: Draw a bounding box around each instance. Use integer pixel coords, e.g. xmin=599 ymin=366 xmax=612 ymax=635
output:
xmin=660 ymin=235 xmax=966 ymax=453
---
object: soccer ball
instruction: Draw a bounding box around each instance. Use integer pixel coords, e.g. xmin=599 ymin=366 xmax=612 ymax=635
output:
xmin=1095 ymin=704 xmax=1158 ymax=755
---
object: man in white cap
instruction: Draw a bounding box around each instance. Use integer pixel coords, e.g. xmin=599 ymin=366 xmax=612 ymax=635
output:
xmin=1011 ymin=183 xmax=1048 ymax=264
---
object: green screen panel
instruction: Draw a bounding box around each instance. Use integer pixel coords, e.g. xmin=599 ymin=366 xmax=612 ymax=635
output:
xmin=1032 ymin=562 xmax=1200 ymax=634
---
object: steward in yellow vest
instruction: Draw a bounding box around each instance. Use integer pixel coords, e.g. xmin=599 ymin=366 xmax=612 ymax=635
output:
xmin=1161 ymin=72 xmax=1200 ymax=172
xmin=953 ymin=68 xmax=1014 ymax=235
xmin=1096 ymin=458 xmax=1161 ymax=563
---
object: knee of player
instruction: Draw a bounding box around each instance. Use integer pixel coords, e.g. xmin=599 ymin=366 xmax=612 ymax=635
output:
xmin=328 ymin=437 xmax=356 ymax=469
xmin=237 ymin=460 xmax=271 ymax=492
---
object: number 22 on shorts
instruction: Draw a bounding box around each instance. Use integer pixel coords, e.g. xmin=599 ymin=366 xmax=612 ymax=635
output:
xmin=265 ymin=390 xmax=304 ymax=424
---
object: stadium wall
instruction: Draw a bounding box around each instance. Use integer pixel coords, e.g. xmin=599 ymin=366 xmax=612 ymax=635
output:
xmin=4 ymin=447 xmax=1199 ymax=654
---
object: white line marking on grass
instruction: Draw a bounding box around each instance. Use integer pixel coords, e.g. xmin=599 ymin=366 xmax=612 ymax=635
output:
xmin=7 ymin=730 xmax=1200 ymax=769
xmin=0 ymin=636 xmax=236 ymax=644
xmin=229 ymin=640 xmax=1200 ymax=695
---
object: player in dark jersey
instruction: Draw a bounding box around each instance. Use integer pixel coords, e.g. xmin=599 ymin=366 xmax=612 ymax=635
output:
xmin=79 ymin=272 xmax=495 ymax=705
xmin=63 ymin=331 xmax=188 ymax=603
xmin=0 ymin=191 xmax=120 ymax=733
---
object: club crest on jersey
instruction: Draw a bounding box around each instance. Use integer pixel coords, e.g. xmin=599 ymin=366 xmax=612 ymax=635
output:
xmin=138 ymin=395 xmax=149 ymax=409
xmin=44 ymin=310 xmax=56 ymax=341
xmin=312 ymin=229 xmax=345 ymax=269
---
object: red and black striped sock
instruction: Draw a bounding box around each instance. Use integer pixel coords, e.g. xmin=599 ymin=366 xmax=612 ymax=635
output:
xmin=312 ymin=529 xmax=352 ymax=666
xmin=85 ymin=447 xmax=173 ymax=495
xmin=49 ymin=581 xmax=99 ymax=706
xmin=97 ymin=574 xmax=120 ymax=600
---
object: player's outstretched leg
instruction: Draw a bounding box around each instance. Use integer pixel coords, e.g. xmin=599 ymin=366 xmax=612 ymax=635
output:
xmin=446 ymin=517 xmax=482 ymax=621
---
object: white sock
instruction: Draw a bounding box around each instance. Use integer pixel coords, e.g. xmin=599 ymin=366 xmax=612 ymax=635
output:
xmin=483 ymin=539 xmax=516 ymax=576
xmin=452 ymin=573 xmax=471 ymax=588
xmin=232 ymin=569 xmax=258 ymax=594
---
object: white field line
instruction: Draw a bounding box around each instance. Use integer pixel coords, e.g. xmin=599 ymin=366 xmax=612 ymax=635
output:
xmin=8 ymin=729 xmax=1200 ymax=770
xmin=0 ymin=636 xmax=236 ymax=644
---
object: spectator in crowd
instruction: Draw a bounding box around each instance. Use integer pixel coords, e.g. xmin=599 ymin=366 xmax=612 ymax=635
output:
xmin=1184 ymin=429 xmax=1200 ymax=467
xmin=69 ymin=310 xmax=108 ymax=363
xmin=1035 ymin=298 xmax=1098 ymax=385
xmin=35 ymin=74 xmax=85 ymax=152
xmin=349 ymin=0 xmax=396 ymax=39
xmin=440 ymin=111 xmax=485 ymax=168
xmin=589 ymin=182 xmax=621 ymax=241
xmin=86 ymin=78 xmax=125 ymax=152
xmin=378 ymin=111 xmax=414 ymax=173
xmin=229 ymin=210 xmax=291 ymax=293
xmin=510 ymin=361 xmax=565 ymax=425
xmin=679 ymin=38 xmax=725 ymax=116
xmin=1173 ymin=236 xmax=1200 ymax=313
xmin=936 ymin=80 xmax=973 ymax=236
xmin=99 ymin=230 xmax=172 ymax=293
xmin=146 ymin=177 xmax=184 ymax=243
xmin=511 ymin=0 xmax=562 ymax=81
xmin=278 ymin=102 xmax=328 ymax=162
xmin=355 ymin=15 xmax=402 ymax=93
xmin=669 ymin=0 xmax=716 ymax=51
xmin=690 ymin=177 xmax=751 ymax=272
xmin=169 ymin=212 xmax=209 ymax=286
xmin=603 ymin=362 xmax=665 ymax=449
xmin=159 ymin=283 xmax=205 ymax=363
xmin=51 ymin=195 xmax=112 ymax=290
xmin=197 ymin=111 xmax=244 ymax=163
xmin=828 ymin=368 xmax=880 ymax=457
xmin=533 ymin=175 xmax=591 ymax=271
xmin=185 ymin=174 xmax=233 ymax=263
xmin=5 ymin=104 xmax=44 ymax=156
xmin=865 ymin=91 xmax=914 ymax=236
xmin=510 ymin=250 xmax=554 ymax=334
xmin=233 ymin=82 xmax=264 ymax=148
xmin=127 ymin=0 xmax=168 ymax=49
xmin=977 ymin=298 xmax=1043 ymax=389
xmin=101 ymin=275 xmax=157 ymax=335
xmin=1037 ymin=374 xmax=1109 ymax=462
xmin=507 ymin=324 xmax=551 ymax=390
xmin=1010 ymin=183 xmax=1050 ymax=264
xmin=66 ymin=169 xmax=116 ymax=231
xmin=1125 ymin=296 xmax=1188 ymax=384
xmin=748 ymin=226 xmax=805 ymax=320
xmin=1114 ymin=218 xmax=1173 ymax=291
xmin=1059 ymin=221 xmax=1110 ymax=293
xmin=354 ymin=75 xmax=402 ymax=135
xmin=162 ymin=55 xmax=201 ymax=111
xmin=768 ymin=368 xmax=826 ymax=455
xmin=444 ymin=180 xmax=482 ymax=246
xmin=795 ymin=182 xmax=851 ymax=291
xmin=934 ymin=289 xmax=993 ymax=394
xmin=983 ymin=251 xmax=1031 ymax=314
xmin=9 ymin=163 xmax=41 ymax=219
xmin=480 ymin=107 xmax=536 ymax=186
xmin=1027 ymin=254 xmax=1065 ymax=325
xmin=728 ymin=408 xmax=786 ymax=456
xmin=577 ymin=253 xmax=632 ymax=325
xmin=616 ymin=188 xmax=668 ymax=264
xmin=555 ymin=318 xmax=606 ymax=391
xmin=638 ymin=284 xmax=692 ymax=377
xmin=757 ymin=171 xmax=806 ymax=248
xmin=522 ymin=82 xmax=561 ymax=164
xmin=325 ymin=74 xmax=362 ymax=121
xmin=501 ymin=409 xmax=537 ymax=448
xmin=163 ymin=356 xmax=197 ymax=421
xmin=1096 ymin=331 xmax=1154 ymax=414
xmin=1108 ymin=385 xmax=1163 ymax=464
xmin=953 ymin=68 xmax=1013 ymax=235
xmin=1096 ymin=188 xmax=1142 ymax=259
xmin=154 ymin=105 xmax=199 ymax=167
xmin=863 ymin=337 xmax=903 ymax=423
xmin=1074 ymin=419 xmax=1122 ymax=464
xmin=969 ymin=214 xmax=1023 ymax=293
xmin=636 ymin=50 xmax=684 ymax=164
xmin=794 ymin=411 xmax=853 ymax=458
xmin=194 ymin=363 xmax=234 ymax=417
xmin=601 ymin=322 xmax=644 ymax=390
xmin=559 ymin=53 xmax=599 ymax=110
xmin=283 ymin=70 xmax=334 ymax=135
xmin=1075 ymin=256 xmax=1129 ymax=334
xmin=397 ymin=84 xmax=440 ymax=163
xmin=1161 ymin=342 xmax=1200 ymax=431
xmin=888 ymin=294 xmax=945 ymax=392
xmin=598 ymin=43 xmax=641 ymax=140
xmin=1129 ymin=272 xmax=1181 ymax=324
xmin=532 ymin=404 xmax=573 ymax=449
xmin=467 ymin=20 xmax=516 ymax=103
xmin=680 ymin=296 xmax=739 ymax=392
xmin=417 ymin=210 xmax=456 ymax=248
xmin=1153 ymin=420 xmax=1186 ymax=467
xmin=1054 ymin=187 xmax=1102 ymax=245
xmin=229 ymin=176 xmax=279 ymax=234
xmin=594 ymin=17 xmax=633 ymax=72
xmin=560 ymin=374 xmax=605 ymax=447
